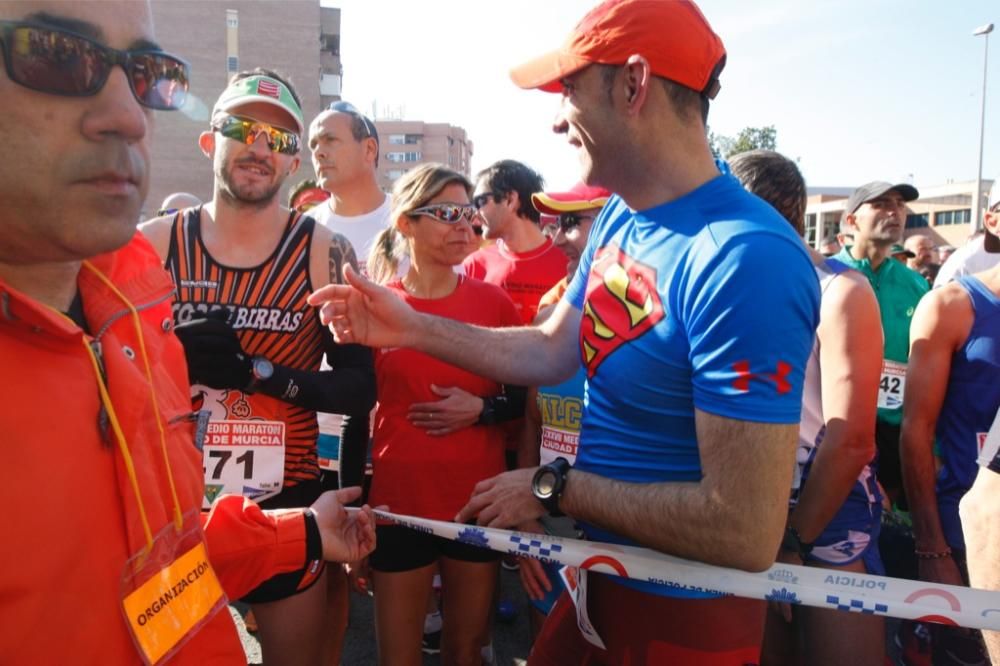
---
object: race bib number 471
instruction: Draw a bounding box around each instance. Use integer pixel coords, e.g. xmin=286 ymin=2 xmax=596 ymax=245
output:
xmin=201 ymin=420 xmax=285 ymax=509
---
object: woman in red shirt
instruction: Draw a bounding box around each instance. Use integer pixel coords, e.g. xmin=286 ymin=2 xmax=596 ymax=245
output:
xmin=366 ymin=163 xmax=521 ymax=666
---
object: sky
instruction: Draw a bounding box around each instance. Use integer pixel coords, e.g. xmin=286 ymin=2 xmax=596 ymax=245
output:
xmin=326 ymin=0 xmax=998 ymax=192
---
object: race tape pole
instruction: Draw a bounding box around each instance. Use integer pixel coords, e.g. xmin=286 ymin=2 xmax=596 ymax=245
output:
xmin=375 ymin=510 xmax=1000 ymax=631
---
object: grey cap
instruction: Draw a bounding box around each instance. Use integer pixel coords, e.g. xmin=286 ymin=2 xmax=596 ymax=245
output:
xmin=844 ymin=181 xmax=919 ymax=217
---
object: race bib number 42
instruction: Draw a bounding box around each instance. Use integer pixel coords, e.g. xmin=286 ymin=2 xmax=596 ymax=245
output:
xmin=877 ymin=360 xmax=906 ymax=410
xmin=202 ymin=420 xmax=285 ymax=509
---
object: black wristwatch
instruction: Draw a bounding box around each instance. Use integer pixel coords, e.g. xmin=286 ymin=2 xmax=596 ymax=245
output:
xmin=532 ymin=457 xmax=571 ymax=517
xmin=477 ymin=397 xmax=497 ymax=426
xmin=781 ymin=526 xmax=814 ymax=560
xmin=245 ymin=356 xmax=274 ymax=393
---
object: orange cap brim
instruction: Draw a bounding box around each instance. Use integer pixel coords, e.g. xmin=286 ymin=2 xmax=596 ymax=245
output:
xmin=531 ymin=191 xmax=609 ymax=216
xmin=510 ymin=50 xmax=593 ymax=92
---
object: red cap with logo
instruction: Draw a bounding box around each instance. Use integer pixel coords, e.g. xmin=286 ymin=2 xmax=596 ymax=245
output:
xmin=510 ymin=0 xmax=726 ymax=98
xmin=531 ymin=183 xmax=612 ymax=215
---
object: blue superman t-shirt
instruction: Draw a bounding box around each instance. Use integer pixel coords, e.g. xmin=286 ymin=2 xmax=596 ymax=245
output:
xmin=564 ymin=169 xmax=820 ymax=597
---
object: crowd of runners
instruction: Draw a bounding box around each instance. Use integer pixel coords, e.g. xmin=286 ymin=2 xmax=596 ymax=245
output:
xmin=3 ymin=0 xmax=1000 ymax=665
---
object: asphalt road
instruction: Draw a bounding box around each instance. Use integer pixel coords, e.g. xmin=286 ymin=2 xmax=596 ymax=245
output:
xmin=235 ymin=568 xmax=534 ymax=665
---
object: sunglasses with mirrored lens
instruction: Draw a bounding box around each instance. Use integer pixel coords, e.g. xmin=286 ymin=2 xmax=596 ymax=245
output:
xmin=0 ymin=21 xmax=189 ymax=110
xmin=213 ymin=115 xmax=301 ymax=155
xmin=411 ymin=204 xmax=480 ymax=224
xmin=156 ymin=207 xmax=179 ymax=217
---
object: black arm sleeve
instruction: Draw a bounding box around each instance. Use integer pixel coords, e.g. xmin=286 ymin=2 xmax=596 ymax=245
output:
xmin=481 ymin=384 xmax=527 ymax=424
xmin=256 ymin=329 xmax=376 ymax=415
xmin=337 ymin=412 xmax=370 ymax=491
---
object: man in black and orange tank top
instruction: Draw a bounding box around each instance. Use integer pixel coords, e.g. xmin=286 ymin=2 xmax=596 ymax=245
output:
xmin=140 ymin=68 xmax=375 ymax=666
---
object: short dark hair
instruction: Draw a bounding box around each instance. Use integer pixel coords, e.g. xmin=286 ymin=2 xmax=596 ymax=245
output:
xmin=599 ymin=65 xmax=709 ymax=125
xmin=475 ymin=159 xmax=545 ymax=224
xmin=230 ymin=67 xmax=302 ymax=109
xmin=728 ymin=150 xmax=807 ymax=236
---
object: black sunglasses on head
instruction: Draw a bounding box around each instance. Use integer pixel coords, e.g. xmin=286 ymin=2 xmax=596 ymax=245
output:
xmin=328 ymin=100 xmax=376 ymax=138
xmin=0 ymin=20 xmax=189 ymax=110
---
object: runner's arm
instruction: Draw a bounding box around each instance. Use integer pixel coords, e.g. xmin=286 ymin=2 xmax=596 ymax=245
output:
xmin=337 ymin=410 xmax=369 ymax=491
xmin=787 ymin=272 xmax=881 ymax=544
xmin=459 ymin=414 xmax=798 ymax=571
xmin=309 ymin=265 xmax=583 ymax=387
xmin=254 ymin=329 xmax=375 ymax=414
xmin=900 ymin=287 xmax=972 ymax=554
xmin=560 ymin=414 xmax=799 ymax=572
xmin=247 ymin=223 xmax=374 ymax=414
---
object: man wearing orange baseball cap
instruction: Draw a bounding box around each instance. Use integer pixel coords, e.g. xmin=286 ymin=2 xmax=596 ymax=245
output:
xmin=310 ymin=2 xmax=820 ymax=662
xmin=480 ymin=1 xmax=817 ymax=661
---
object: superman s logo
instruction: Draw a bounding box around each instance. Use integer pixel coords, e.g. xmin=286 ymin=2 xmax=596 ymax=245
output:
xmin=580 ymin=244 xmax=665 ymax=377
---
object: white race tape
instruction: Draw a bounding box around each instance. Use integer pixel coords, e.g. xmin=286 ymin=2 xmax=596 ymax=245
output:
xmin=375 ymin=510 xmax=1000 ymax=631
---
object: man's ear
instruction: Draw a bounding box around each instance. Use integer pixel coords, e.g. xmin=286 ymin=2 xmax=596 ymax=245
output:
xmin=622 ymin=54 xmax=652 ymax=115
xmin=984 ymin=209 xmax=1000 ymax=239
xmin=287 ymin=155 xmax=301 ymax=177
xmin=198 ymin=131 xmax=215 ymax=159
xmin=365 ymin=136 xmax=379 ymax=166
xmin=505 ymin=190 xmax=520 ymax=213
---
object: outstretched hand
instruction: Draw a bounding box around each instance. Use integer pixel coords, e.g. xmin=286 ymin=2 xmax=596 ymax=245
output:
xmin=310 ymin=487 xmax=377 ymax=563
xmin=308 ymin=264 xmax=419 ymax=349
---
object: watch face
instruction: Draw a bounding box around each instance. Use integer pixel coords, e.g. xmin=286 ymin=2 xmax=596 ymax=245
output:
xmin=535 ymin=470 xmax=557 ymax=498
xmin=253 ymin=357 xmax=274 ymax=380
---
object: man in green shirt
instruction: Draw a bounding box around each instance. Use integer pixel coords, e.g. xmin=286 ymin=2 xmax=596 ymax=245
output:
xmin=835 ymin=181 xmax=929 ymax=507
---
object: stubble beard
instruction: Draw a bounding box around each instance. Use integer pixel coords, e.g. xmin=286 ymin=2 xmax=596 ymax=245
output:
xmin=218 ymin=160 xmax=283 ymax=210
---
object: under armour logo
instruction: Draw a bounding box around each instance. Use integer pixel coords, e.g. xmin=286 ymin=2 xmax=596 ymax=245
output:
xmin=731 ymin=360 xmax=793 ymax=395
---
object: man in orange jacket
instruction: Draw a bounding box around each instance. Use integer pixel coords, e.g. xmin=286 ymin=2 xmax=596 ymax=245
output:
xmin=0 ymin=1 xmax=375 ymax=663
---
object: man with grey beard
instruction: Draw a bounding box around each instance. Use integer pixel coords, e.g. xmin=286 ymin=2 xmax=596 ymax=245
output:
xmin=140 ymin=68 xmax=375 ymax=666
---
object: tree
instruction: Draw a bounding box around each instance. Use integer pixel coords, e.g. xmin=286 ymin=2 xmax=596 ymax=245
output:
xmin=708 ymin=125 xmax=777 ymax=159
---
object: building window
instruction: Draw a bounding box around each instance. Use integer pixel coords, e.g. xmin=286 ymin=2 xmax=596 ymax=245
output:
xmin=804 ymin=213 xmax=817 ymax=245
xmin=906 ymin=213 xmax=929 ymax=229
xmin=226 ymin=9 xmax=238 ymax=28
xmin=387 ymin=169 xmax=406 ymax=180
xmin=388 ymin=134 xmax=420 ymax=145
xmin=935 ymin=209 xmax=971 ymax=226
xmin=227 ymin=56 xmax=239 ymax=73
xmin=386 ymin=151 xmax=422 ymax=163
xmin=321 ymin=33 xmax=340 ymax=56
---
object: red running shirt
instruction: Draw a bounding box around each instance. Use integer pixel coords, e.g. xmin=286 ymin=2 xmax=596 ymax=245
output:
xmin=369 ymin=277 xmax=520 ymax=520
xmin=463 ymin=238 xmax=567 ymax=324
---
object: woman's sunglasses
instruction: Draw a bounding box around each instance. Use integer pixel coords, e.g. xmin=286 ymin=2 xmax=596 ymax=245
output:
xmin=411 ymin=204 xmax=480 ymax=224
xmin=213 ymin=115 xmax=301 ymax=155
xmin=0 ymin=20 xmax=189 ymax=111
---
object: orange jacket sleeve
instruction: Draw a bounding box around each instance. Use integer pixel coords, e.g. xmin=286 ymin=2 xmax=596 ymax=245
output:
xmin=200 ymin=494 xmax=312 ymax=600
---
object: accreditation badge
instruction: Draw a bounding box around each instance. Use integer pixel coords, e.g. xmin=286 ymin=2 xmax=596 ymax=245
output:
xmin=120 ymin=514 xmax=227 ymax=665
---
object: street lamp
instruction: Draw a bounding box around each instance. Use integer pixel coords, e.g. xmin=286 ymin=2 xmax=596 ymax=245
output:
xmin=972 ymin=23 xmax=993 ymax=233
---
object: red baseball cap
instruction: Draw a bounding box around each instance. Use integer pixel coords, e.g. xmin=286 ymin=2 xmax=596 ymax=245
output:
xmin=531 ymin=183 xmax=612 ymax=215
xmin=510 ymin=0 xmax=726 ymax=98
xmin=292 ymin=187 xmax=330 ymax=211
